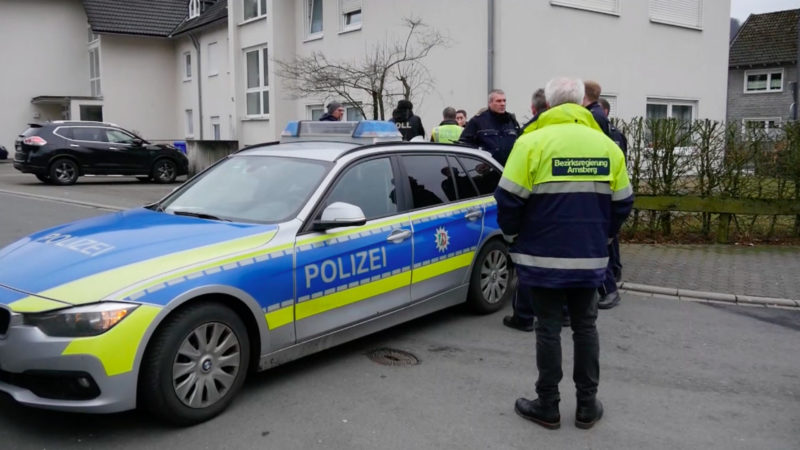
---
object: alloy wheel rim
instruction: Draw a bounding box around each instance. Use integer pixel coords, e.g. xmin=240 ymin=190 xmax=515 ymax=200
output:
xmin=479 ymin=249 xmax=509 ymax=304
xmin=172 ymin=322 xmax=241 ymax=409
xmin=55 ymin=163 xmax=75 ymax=182
xmin=157 ymin=162 xmax=175 ymax=181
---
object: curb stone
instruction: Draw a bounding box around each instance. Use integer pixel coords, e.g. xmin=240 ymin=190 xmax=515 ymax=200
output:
xmin=619 ymin=281 xmax=800 ymax=310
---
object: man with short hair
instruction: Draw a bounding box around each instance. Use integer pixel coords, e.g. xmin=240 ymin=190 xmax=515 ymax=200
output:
xmin=582 ymin=81 xmax=609 ymax=135
xmin=455 ymin=109 xmax=468 ymax=127
xmin=460 ymin=89 xmax=520 ymax=165
xmin=431 ymin=107 xmax=463 ymax=143
xmin=319 ymin=102 xmax=344 ymax=121
xmin=495 ymin=77 xmax=633 ymax=430
xmin=520 ymin=88 xmax=548 ymax=133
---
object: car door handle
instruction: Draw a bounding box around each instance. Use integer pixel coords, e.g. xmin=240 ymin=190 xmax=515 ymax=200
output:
xmin=465 ymin=210 xmax=483 ymax=221
xmin=386 ymin=229 xmax=412 ymax=243
xmin=70 ymin=144 xmax=79 ymax=147
xmin=109 ymin=147 xmax=118 ymax=150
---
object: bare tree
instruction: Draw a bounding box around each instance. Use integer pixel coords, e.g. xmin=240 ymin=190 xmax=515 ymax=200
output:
xmin=276 ymin=17 xmax=446 ymax=120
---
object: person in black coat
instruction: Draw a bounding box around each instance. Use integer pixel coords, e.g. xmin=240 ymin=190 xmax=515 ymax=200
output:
xmin=319 ymin=102 xmax=344 ymax=121
xmin=459 ymin=89 xmax=520 ymax=166
xmin=390 ymin=99 xmax=425 ymax=141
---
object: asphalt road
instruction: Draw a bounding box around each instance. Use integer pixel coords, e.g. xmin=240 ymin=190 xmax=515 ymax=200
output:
xmin=0 ymin=161 xmax=798 ymax=449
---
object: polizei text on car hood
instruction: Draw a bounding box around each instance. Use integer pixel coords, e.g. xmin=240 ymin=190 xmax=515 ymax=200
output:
xmin=0 ymin=208 xmax=278 ymax=312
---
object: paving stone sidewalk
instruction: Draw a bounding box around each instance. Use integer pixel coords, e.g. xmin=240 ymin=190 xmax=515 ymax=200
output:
xmin=621 ymin=244 xmax=800 ymax=300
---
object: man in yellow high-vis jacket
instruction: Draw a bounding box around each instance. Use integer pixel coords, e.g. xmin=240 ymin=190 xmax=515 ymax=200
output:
xmin=495 ymin=77 xmax=633 ymax=431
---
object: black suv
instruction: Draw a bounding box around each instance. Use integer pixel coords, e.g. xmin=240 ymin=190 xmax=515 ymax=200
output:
xmin=13 ymin=121 xmax=189 ymax=185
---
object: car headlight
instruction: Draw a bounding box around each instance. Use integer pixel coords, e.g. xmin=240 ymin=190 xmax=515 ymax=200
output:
xmin=24 ymin=302 xmax=139 ymax=337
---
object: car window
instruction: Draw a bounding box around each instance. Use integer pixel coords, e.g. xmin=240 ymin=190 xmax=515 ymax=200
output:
xmin=446 ymin=155 xmax=479 ymax=199
xmin=162 ymin=155 xmax=330 ymax=223
xmin=324 ymin=157 xmax=397 ymax=220
xmin=55 ymin=127 xmax=74 ymax=139
xmin=72 ymin=127 xmax=107 ymax=142
xmin=400 ymin=155 xmax=453 ymax=209
xmin=457 ymin=156 xmax=501 ymax=196
xmin=105 ymin=129 xmax=135 ymax=144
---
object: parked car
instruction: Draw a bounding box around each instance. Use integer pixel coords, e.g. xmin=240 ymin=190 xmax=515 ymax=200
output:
xmin=0 ymin=121 xmax=512 ymax=425
xmin=0 ymin=145 xmax=7 ymax=160
xmin=13 ymin=121 xmax=188 ymax=185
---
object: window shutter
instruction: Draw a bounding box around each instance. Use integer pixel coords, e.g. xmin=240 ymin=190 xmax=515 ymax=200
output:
xmin=341 ymin=0 xmax=361 ymax=14
xmin=550 ymin=0 xmax=619 ymax=15
xmin=649 ymin=0 xmax=702 ymax=29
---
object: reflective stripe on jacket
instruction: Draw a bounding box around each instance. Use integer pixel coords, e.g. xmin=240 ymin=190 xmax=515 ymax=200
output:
xmin=494 ymin=103 xmax=633 ymax=289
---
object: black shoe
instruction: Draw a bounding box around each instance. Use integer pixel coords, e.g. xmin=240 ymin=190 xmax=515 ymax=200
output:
xmin=515 ymin=397 xmax=561 ymax=430
xmin=575 ymin=399 xmax=603 ymax=430
xmin=598 ymin=291 xmax=621 ymax=310
xmin=503 ymin=315 xmax=534 ymax=332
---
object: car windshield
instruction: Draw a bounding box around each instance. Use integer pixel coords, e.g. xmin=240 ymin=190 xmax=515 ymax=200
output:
xmin=160 ymin=155 xmax=330 ymax=223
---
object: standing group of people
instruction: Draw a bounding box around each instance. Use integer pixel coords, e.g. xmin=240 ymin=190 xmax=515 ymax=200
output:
xmin=320 ymin=78 xmax=632 ymax=430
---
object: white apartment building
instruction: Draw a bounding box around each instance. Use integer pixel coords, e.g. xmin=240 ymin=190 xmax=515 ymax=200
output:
xmin=0 ymin=0 xmax=730 ymax=155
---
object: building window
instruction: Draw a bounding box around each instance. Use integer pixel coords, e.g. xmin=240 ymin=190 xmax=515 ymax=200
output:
xmin=306 ymin=0 xmax=323 ymax=37
xmin=185 ymin=109 xmax=194 ymax=137
xmin=340 ymin=0 xmax=362 ymax=31
xmin=183 ymin=51 xmax=192 ymax=81
xmin=744 ymin=69 xmax=783 ymax=93
xmin=600 ymin=95 xmax=618 ymax=117
xmin=207 ymin=42 xmax=218 ymax=76
xmin=345 ymin=104 xmax=365 ymax=121
xmin=211 ymin=116 xmax=221 ymax=140
xmin=550 ymin=0 xmax=619 ymax=15
xmin=245 ymin=46 xmax=269 ymax=116
xmin=243 ymin=0 xmax=267 ymax=21
xmin=307 ymin=104 xmax=324 ymax=120
xmin=649 ymin=0 xmax=702 ymax=29
xmin=189 ymin=0 xmax=200 ymax=18
xmin=646 ymin=99 xmax=695 ymax=122
xmin=89 ymin=47 xmax=101 ymax=97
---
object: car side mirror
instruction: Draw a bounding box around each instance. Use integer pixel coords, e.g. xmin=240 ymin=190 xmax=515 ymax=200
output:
xmin=313 ymin=202 xmax=366 ymax=231
xmin=132 ymin=138 xmax=144 ymax=146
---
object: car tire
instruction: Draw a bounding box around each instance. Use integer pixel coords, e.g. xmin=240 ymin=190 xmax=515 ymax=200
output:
xmin=49 ymin=158 xmax=79 ymax=185
xmin=467 ymin=239 xmax=514 ymax=314
xmin=139 ymin=302 xmax=250 ymax=426
xmin=151 ymin=159 xmax=177 ymax=184
xmin=35 ymin=174 xmax=51 ymax=184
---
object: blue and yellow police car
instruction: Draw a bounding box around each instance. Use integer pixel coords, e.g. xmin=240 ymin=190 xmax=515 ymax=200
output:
xmin=0 ymin=121 xmax=513 ymax=425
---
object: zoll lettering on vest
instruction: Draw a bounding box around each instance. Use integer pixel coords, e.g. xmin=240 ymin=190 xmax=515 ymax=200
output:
xmin=304 ymin=247 xmax=388 ymax=288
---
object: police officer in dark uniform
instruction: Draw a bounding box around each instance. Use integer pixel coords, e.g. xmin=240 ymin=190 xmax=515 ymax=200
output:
xmin=459 ymin=89 xmax=520 ymax=166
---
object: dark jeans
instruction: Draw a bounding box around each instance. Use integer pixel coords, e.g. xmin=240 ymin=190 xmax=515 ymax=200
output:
xmin=529 ymin=286 xmax=599 ymax=404
xmin=599 ymin=236 xmax=622 ymax=295
xmin=512 ymin=285 xmax=535 ymax=324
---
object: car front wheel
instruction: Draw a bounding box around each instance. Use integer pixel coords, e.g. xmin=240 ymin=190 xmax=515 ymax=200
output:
xmin=139 ymin=302 xmax=250 ymax=426
xmin=152 ymin=159 xmax=177 ymax=183
xmin=49 ymin=159 xmax=79 ymax=185
xmin=467 ymin=239 xmax=514 ymax=314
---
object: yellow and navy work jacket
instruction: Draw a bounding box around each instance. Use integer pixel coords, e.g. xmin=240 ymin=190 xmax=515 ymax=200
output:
xmin=494 ymin=103 xmax=634 ymax=288
xmin=431 ymin=121 xmax=463 ymax=144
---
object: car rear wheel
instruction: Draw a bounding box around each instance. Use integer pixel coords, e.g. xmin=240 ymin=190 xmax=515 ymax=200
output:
xmin=35 ymin=174 xmax=51 ymax=184
xmin=49 ymin=159 xmax=79 ymax=185
xmin=152 ymin=159 xmax=177 ymax=184
xmin=139 ymin=302 xmax=250 ymax=426
xmin=467 ymin=239 xmax=514 ymax=314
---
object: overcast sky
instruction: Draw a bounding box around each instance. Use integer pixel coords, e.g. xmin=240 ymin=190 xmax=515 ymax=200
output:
xmin=730 ymin=0 xmax=799 ymax=22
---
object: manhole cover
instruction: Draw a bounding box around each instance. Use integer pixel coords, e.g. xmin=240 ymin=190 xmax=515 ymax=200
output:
xmin=367 ymin=348 xmax=419 ymax=366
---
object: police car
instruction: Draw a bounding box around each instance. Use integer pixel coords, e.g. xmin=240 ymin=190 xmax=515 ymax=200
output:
xmin=0 ymin=121 xmax=513 ymax=425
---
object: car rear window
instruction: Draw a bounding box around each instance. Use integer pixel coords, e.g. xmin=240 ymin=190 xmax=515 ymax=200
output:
xmin=20 ymin=126 xmax=42 ymax=137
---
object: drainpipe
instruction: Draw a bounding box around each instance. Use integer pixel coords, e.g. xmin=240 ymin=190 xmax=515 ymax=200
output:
xmin=487 ymin=0 xmax=495 ymax=93
xmin=190 ymin=33 xmax=204 ymax=138
xmin=793 ymin=15 xmax=800 ymax=120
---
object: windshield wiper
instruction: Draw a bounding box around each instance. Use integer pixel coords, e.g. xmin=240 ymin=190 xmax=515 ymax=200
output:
xmin=171 ymin=210 xmax=230 ymax=221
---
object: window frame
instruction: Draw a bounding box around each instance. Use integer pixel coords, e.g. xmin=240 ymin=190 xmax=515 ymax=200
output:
xmin=210 ymin=115 xmax=221 ymax=140
xmin=185 ymin=109 xmax=194 ymax=138
xmin=648 ymin=0 xmax=703 ymax=30
xmin=645 ymin=98 xmax=696 ymax=121
xmin=743 ymin=69 xmax=784 ymax=94
xmin=207 ymin=41 xmax=219 ymax=77
xmin=242 ymin=0 xmax=267 ymax=22
xmin=189 ymin=0 xmax=200 ymax=19
xmin=307 ymin=104 xmax=324 ymax=120
xmin=305 ymin=0 xmax=324 ymax=40
xmin=339 ymin=0 xmax=362 ymax=32
xmin=88 ymin=43 xmax=101 ymax=97
xmin=244 ymin=46 xmax=270 ymax=118
xmin=549 ymin=0 xmax=620 ymax=16
xmin=183 ymin=51 xmax=192 ymax=81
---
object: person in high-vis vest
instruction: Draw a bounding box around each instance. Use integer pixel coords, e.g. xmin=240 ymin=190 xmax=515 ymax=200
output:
xmin=430 ymin=107 xmax=463 ymax=143
xmin=494 ymin=77 xmax=633 ymax=431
